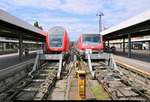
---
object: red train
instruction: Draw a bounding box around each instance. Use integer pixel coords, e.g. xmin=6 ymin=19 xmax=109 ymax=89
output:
xmin=45 ymin=26 xmax=69 ymax=53
xmin=76 ymin=34 xmax=103 ymax=54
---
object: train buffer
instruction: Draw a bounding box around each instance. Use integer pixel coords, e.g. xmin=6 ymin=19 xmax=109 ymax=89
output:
xmin=85 ymin=49 xmax=120 ymax=79
xmin=28 ymin=50 xmax=64 ymax=79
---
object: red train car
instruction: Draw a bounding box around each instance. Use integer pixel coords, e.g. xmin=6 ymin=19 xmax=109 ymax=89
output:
xmin=46 ymin=26 xmax=69 ymax=53
xmin=76 ymin=34 xmax=103 ymax=54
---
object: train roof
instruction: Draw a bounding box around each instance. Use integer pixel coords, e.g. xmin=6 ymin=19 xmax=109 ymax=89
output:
xmin=48 ymin=26 xmax=66 ymax=35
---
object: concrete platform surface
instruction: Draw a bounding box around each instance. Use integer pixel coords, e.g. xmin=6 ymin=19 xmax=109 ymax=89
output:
xmin=0 ymin=51 xmax=36 ymax=70
xmin=114 ymin=55 xmax=150 ymax=73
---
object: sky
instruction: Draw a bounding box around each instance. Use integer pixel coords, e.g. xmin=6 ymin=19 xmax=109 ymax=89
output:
xmin=0 ymin=0 xmax=150 ymax=41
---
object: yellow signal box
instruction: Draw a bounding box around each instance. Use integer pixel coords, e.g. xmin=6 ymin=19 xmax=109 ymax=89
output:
xmin=77 ymin=70 xmax=86 ymax=100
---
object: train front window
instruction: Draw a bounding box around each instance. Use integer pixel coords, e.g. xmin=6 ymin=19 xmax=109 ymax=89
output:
xmin=83 ymin=34 xmax=101 ymax=45
xmin=49 ymin=35 xmax=63 ymax=47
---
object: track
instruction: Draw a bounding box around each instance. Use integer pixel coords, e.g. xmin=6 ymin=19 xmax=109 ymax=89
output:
xmin=0 ymin=49 xmax=71 ymax=101
xmin=0 ymin=61 xmax=58 ymax=101
xmin=117 ymin=62 xmax=150 ymax=98
xmin=93 ymin=60 xmax=150 ymax=100
xmin=66 ymin=53 xmax=110 ymax=100
xmin=1 ymin=49 xmax=150 ymax=100
xmin=0 ymin=60 xmax=34 ymax=101
xmin=47 ymin=55 xmax=73 ymax=100
xmin=47 ymin=49 xmax=97 ymax=100
xmin=66 ymin=60 xmax=96 ymax=100
xmin=116 ymin=61 xmax=150 ymax=79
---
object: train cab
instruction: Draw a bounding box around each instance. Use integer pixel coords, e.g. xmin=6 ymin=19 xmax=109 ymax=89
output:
xmin=46 ymin=26 xmax=69 ymax=53
xmin=76 ymin=34 xmax=103 ymax=55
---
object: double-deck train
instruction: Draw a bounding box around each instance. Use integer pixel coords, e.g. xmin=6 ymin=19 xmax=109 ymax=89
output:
xmin=76 ymin=34 xmax=103 ymax=55
xmin=45 ymin=26 xmax=69 ymax=53
xmin=44 ymin=27 xmax=103 ymax=55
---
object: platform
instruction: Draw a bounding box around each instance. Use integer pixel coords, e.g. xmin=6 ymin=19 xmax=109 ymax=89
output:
xmin=114 ymin=55 xmax=150 ymax=73
xmin=0 ymin=51 xmax=36 ymax=70
xmin=114 ymin=49 xmax=150 ymax=63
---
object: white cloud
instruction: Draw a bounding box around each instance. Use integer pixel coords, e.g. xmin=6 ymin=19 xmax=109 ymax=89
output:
xmin=60 ymin=0 xmax=103 ymax=14
xmin=102 ymin=0 xmax=150 ymax=27
xmin=18 ymin=12 xmax=98 ymax=40
xmin=12 ymin=0 xmax=61 ymax=10
xmin=0 ymin=0 xmax=150 ymax=41
xmin=8 ymin=0 xmax=150 ymax=28
xmin=3 ymin=0 xmax=103 ymax=14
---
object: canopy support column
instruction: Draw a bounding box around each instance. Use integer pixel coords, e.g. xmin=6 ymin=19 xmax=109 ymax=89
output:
xmin=19 ymin=34 xmax=23 ymax=60
xmin=128 ymin=34 xmax=131 ymax=58
xmin=123 ymin=38 xmax=125 ymax=53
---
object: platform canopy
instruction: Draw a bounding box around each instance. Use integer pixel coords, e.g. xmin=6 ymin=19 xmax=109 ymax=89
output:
xmin=101 ymin=10 xmax=150 ymax=40
xmin=0 ymin=9 xmax=46 ymax=42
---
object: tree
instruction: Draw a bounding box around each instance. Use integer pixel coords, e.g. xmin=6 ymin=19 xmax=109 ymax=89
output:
xmin=34 ymin=21 xmax=43 ymax=30
xmin=34 ymin=21 xmax=39 ymax=28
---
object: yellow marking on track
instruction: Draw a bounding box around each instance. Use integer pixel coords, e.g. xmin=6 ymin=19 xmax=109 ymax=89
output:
xmin=116 ymin=60 xmax=150 ymax=78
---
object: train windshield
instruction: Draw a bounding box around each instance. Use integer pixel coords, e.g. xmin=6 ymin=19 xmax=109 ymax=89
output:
xmin=49 ymin=35 xmax=63 ymax=47
xmin=83 ymin=34 xmax=101 ymax=45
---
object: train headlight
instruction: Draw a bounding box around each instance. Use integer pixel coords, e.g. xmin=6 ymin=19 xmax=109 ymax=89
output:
xmin=85 ymin=49 xmax=92 ymax=54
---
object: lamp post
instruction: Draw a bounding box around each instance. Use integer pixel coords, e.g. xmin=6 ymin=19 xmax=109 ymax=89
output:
xmin=96 ymin=12 xmax=104 ymax=33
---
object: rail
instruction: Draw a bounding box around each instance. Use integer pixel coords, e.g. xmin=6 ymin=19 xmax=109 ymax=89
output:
xmin=86 ymin=52 xmax=119 ymax=79
xmin=116 ymin=61 xmax=150 ymax=78
xmin=28 ymin=53 xmax=40 ymax=76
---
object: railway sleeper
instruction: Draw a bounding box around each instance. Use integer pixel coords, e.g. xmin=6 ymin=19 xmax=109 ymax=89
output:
xmin=1 ymin=79 xmax=32 ymax=101
xmin=0 ymin=76 xmax=32 ymax=101
xmin=15 ymin=72 xmax=57 ymax=100
xmin=132 ymin=88 xmax=150 ymax=100
xmin=3 ymin=68 xmax=56 ymax=101
xmin=0 ymin=60 xmax=59 ymax=101
xmin=102 ymin=76 xmax=149 ymax=100
xmin=90 ymin=58 xmax=150 ymax=100
xmin=32 ymin=79 xmax=45 ymax=82
xmin=0 ymin=69 xmax=29 ymax=94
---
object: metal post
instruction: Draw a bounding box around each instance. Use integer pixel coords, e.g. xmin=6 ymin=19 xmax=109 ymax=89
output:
xmin=108 ymin=40 xmax=110 ymax=48
xmin=57 ymin=54 xmax=63 ymax=79
xmin=74 ymin=55 xmax=77 ymax=62
xmin=2 ymin=42 xmax=6 ymax=52
xmin=128 ymin=34 xmax=131 ymax=58
xmin=120 ymin=43 xmax=122 ymax=49
xmin=149 ymin=41 xmax=150 ymax=50
xmin=28 ymin=51 xmax=40 ymax=76
xmin=99 ymin=15 xmax=102 ymax=32
xmin=96 ymin=12 xmax=104 ymax=33
xmin=103 ymin=41 xmax=106 ymax=51
xmin=123 ymin=38 xmax=125 ymax=53
xmin=19 ymin=34 xmax=23 ymax=60
xmin=87 ymin=53 xmax=95 ymax=78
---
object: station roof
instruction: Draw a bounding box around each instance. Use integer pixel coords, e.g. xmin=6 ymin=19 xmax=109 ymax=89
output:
xmin=101 ymin=10 xmax=150 ymax=40
xmin=0 ymin=9 xmax=46 ymax=42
